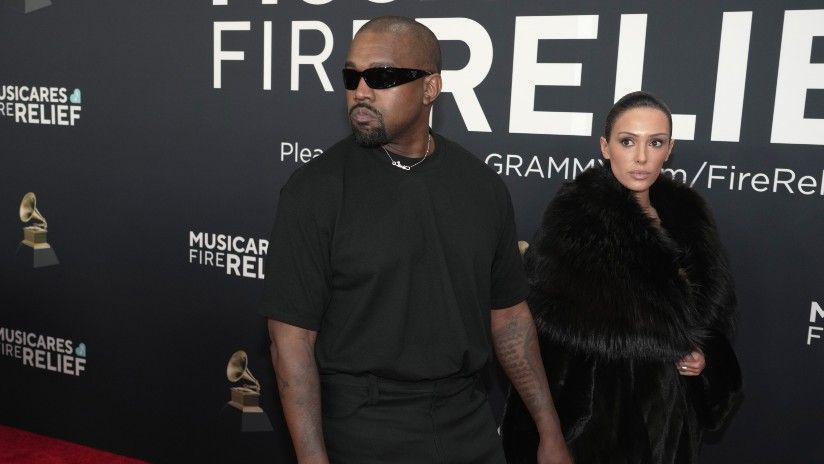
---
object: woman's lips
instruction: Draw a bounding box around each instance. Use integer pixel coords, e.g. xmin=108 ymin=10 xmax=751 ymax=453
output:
xmin=629 ymin=170 xmax=651 ymax=181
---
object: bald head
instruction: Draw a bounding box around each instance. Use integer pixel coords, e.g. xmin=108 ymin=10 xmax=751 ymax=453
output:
xmin=356 ymin=16 xmax=442 ymax=73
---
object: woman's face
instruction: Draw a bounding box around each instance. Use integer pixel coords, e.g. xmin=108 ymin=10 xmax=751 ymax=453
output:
xmin=600 ymin=107 xmax=674 ymax=193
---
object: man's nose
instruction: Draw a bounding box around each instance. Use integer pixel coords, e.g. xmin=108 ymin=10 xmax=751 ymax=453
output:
xmin=354 ymin=76 xmax=374 ymax=101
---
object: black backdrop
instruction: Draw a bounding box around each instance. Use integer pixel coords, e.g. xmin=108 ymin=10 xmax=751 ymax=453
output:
xmin=1 ymin=1 xmax=823 ymax=463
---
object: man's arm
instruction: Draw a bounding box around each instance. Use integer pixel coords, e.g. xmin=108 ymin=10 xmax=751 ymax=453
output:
xmin=491 ymin=301 xmax=572 ymax=464
xmin=267 ymin=319 xmax=329 ymax=464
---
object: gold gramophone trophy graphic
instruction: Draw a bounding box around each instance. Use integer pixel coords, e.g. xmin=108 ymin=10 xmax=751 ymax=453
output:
xmin=224 ymin=350 xmax=273 ymax=432
xmin=18 ymin=192 xmax=59 ymax=268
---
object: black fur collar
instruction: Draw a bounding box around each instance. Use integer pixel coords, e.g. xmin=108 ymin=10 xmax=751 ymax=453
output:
xmin=526 ymin=163 xmax=736 ymax=362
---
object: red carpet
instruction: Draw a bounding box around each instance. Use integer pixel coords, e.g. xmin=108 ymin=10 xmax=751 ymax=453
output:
xmin=0 ymin=425 xmax=148 ymax=464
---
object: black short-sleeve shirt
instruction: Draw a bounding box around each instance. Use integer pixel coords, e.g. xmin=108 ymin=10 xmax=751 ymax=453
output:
xmin=259 ymin=133 xmax=528 ymax=381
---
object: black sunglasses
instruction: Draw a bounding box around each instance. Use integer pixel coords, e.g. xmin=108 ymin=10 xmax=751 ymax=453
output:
xmin=342 ymin=67 xmax=432 ymax=90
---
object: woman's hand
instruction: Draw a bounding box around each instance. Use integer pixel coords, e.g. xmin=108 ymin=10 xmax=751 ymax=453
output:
xmin=537 ymin=438 xmax=574 ymax=464
xmin=676 ymin=349 xmax=706 ymax=376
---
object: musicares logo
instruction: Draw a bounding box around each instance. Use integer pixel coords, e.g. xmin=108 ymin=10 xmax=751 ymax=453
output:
xmin=0 ymin=327 xmax=87 ymax=377
xmin=188 ymin=231 xmax=268 ymax=279
xmin=808 ymin=301 xmax=823 ymax=346
xmin=0 ymin=85 xmax=82 ymax=127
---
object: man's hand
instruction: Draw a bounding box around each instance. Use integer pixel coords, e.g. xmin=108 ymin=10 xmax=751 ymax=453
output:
xmin=268 ymin=319 xmax=330 ymax=464
xmin=491 ymin=301 xmax=573 ymax=464
xmin=677 ymin=349 xmax=706 ymax=376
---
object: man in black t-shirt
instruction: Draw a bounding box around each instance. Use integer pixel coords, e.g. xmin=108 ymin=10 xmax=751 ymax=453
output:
xmin=260 ymin=16 xmax=571 ymax=464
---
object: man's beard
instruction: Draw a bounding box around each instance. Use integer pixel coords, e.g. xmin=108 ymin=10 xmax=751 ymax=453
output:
xmin=349 ymin=104 xmax=390 ymax=147
xmin=353 ymin=124 xmax=390 ymax=147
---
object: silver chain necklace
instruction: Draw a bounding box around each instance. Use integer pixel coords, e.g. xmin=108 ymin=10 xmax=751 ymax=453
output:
xmin=381 ymin=134 xmax=431 ymax=171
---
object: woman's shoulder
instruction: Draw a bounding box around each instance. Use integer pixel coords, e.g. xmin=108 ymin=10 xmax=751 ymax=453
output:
xmin=651 ymin=173 xmax=717 ymax=229
xmin=540 ymin=164 xmax=634 ymax=230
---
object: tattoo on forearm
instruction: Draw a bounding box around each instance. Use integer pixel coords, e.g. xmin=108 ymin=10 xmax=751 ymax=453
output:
xmin=274 ymin=348 xmax=326 ymax=460
xmin=493 ymin=311 xmax=551 ymax=414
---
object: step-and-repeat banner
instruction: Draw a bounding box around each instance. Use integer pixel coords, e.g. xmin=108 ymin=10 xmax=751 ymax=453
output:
xmin=1 ymin=1 xmax=822 ymax=462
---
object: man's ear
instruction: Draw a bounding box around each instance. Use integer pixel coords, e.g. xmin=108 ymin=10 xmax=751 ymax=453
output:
xmin=423 ymin=73 xmax=442 ymax=106
xmin=600 ymin=136 xmax=610 ymax=160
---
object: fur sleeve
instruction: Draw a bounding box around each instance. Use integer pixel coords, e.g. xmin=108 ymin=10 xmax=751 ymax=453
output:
xmin=686 ymin=332 xmax=743 ymax=431
xmin=651 ymin=177 xmax=738 ymax=341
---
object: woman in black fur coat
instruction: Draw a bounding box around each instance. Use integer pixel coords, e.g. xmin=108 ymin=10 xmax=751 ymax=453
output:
xmin=502 ymin=92 xmax=742 ymax=464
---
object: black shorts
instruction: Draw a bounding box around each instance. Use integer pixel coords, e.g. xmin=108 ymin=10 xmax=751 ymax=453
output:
xmin=320 ymin=372 xmax=506 ymax=464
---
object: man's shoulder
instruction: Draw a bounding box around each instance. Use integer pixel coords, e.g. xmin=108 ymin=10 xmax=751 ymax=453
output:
xmin=438 ymin=134 xmax=510 ymax=192
xmin=282 ymin=136 xmax=353 ymax=195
